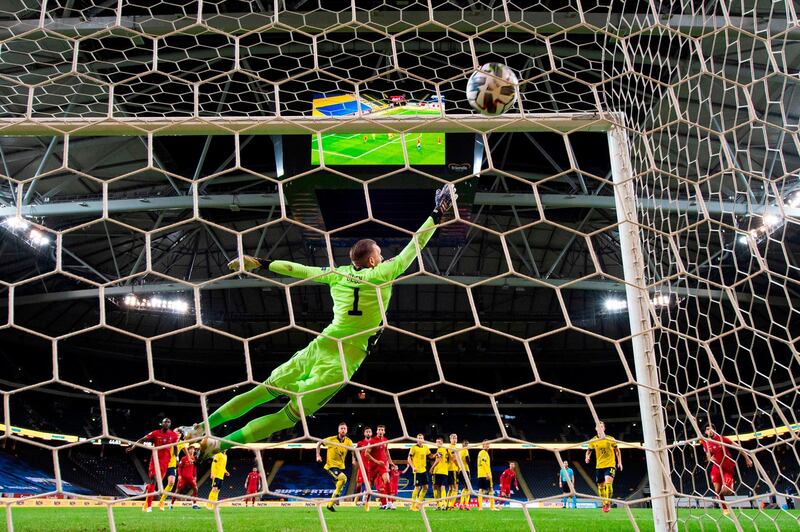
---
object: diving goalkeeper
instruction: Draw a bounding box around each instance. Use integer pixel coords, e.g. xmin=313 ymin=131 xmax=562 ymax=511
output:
xmin=184 ymin=186 xmax=456 ymax=456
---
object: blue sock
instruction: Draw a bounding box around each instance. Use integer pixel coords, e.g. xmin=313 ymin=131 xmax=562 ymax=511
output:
xmin=562 ymin=496 xmax=567 ymax=507
xmin=572 ymin=496 xmax=576 ymax=508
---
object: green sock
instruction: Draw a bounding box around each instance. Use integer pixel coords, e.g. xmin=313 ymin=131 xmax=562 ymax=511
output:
xmin=219 ymin=406 xmax=299 ymax=449
xmin=207 ymin=383 xmax=279 ymax=429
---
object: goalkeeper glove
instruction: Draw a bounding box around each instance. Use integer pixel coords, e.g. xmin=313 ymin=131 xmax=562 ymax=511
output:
xmin=227 ymin=255 xmax=269 ymax=272
xmin=432 ymin=184 xmax=458 ymax=222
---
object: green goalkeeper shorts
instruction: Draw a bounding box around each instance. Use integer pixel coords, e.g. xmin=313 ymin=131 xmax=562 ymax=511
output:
xmin=263 ymin=335 xmax=360 ymax=416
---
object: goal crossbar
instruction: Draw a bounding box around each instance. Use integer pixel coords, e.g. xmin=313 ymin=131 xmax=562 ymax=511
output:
xmin=0 ymin=113 xmax=613 ymax=137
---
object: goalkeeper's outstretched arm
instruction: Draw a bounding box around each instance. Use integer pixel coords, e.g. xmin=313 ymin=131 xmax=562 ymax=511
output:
xmin=371 ymin=184 xmax=457 ymax=281
xmin=228 ymin=184 xmax=457 ymax=283
xmin=227 ymin=256 xmax=336 ymax=284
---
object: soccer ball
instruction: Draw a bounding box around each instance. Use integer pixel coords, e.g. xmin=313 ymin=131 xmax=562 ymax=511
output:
xmin=466 ymin=63 xmax=518 ymax=116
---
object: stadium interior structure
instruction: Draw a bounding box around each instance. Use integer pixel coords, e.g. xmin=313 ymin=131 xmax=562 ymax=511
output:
xmin=0 ymin=0 xmax=799 ymax=530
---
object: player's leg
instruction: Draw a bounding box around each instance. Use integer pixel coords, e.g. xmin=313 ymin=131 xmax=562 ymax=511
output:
xmin=720 ymin=469 xmax=735 ymax=497
xmin=367 ymin=468 xmax=386 ymax=512
xmin=143 ymin=480 xmax=156 ymax=512
xmin=715 ymin=469 xmax=734 ymax=515
xmin=215 ymin=348 xmax=345 ymax=449
xmin=158 ymin=470 xmax=176 ymax=510
xmin=381 ymin=472 xmax=391 ymax=508
xmin=597 ymin=480 xmax=606 ymax=507
xmin=447 ymin=473 xmax=457 ymax=508
xmin=205 ymin=349 xmax=311 ymax=438
xmin=410 ymin=473 xmax=420 ymax=510
xmin=595 ymin=468 xmax=606 ymax=510
xmin=490 ymin=481 xmax=497 ymax=510
xmin=190 ymin=480 xmax=199 ymax=509
xmin=413 ymin=474 xmax=424 ymax=510
xmin=713 ymin=479 xmax=728 ymax=512
xmin=373 ymin=471 xmax=386 ymax=508
xmin=604 ymin=473 xmax=615 ymax=511
xmin=572 ymin=494 xmax=577 ymax=508
xmin=460 ymin=481 xmax=470 ymax=509
xmin=143 ymin=462 xmax=159 ymax=511
xmin=207 ymin=478 xmax=221 ymax=509
xmin=171 ymin=478 xmax=185 ymax=508
xmin=440 ymin=477 xmax=449 ymax=509
xmin=326 ymin=468 xmax=346 ymax=511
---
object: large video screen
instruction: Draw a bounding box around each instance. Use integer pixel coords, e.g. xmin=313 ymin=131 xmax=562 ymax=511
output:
xmin=310 ymin=94 xmax=446 ymax=166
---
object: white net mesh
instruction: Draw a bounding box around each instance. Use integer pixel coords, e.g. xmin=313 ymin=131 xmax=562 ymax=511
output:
xmin=0 ymin=1 xmax=799 ymax=531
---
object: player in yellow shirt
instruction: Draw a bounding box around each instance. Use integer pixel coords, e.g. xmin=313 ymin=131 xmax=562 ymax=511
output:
xmin=403 ymin=433 xmax=430 ymax=511
xmin=206 ymin=449 xmax=229 ymax=509
xmin=476 ymin=440 xmax=497 ymax=511
xmin=316 ymin=422 xmax=354 ymax=512
xmin=430 ymin=437 xmax=451 ymax=510
xmin=158 ymin=439 xmax=187 ymax=510
xmin=457 ymin=440 xmax=471 ymax=509
xmin=585 ymin=421 xmax=623 ymax=513
xmin=447 ymin=433 xmax=461 ymax=509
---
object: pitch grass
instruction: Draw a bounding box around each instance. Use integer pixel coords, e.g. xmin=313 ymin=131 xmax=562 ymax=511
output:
xmin=311 ymin=107 xmax=446 ymax=166
xmin=4 ymin=507 xmax=799 ymax=531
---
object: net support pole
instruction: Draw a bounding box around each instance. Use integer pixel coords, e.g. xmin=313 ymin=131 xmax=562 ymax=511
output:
xmin=608 ymin=126 xmax=677 ymax=531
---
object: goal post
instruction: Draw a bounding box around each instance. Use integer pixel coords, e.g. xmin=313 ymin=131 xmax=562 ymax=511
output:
xmin=608 ymin=125 xmax=677 ymax=531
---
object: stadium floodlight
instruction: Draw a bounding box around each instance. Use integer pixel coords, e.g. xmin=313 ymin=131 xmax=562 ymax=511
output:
xmin=604 ymin=298 xmax=628 ymax=312
xmin=122 ymin=295 xmax=190 ymax=314
xmin=28 ymin=229 xmax=50 ymax=247
xmin=2 ymin=217 xmax=51 ymax=248
xmin=3 ymin=216 xmax=29 ymax=230
xmin=763 ymin=214 xmax=782 ymax=228
xmin=605 ymin=294 xmax=670 ymax=312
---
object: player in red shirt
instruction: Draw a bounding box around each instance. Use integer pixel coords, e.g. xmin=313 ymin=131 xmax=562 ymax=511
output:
xmin=127 ymin=418 xmax=180 ymax=512
xmin=354 ymin=427 xmax=373 ymax=507
xmin=499 ymin=462 xmax=519 ymax=499
xmin=171 ymin=445 xmax=199 ymax=509
xmin=365 ymin=424 xmax=394 ymax=510
xmin=701 ymin=423 xmax=753 ymax=515
xmin=244 ymin=467 xmax=261 ymax=507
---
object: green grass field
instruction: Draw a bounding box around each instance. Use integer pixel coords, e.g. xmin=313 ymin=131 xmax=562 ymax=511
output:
xmin=3 ymin=507 xmax=798 ymax=532
xmin=311 ymin=107 xmax=446 ymax=166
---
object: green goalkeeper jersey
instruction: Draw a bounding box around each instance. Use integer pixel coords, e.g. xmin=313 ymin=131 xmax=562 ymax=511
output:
xmin=266 ymin=216 xmax=438 ymax=362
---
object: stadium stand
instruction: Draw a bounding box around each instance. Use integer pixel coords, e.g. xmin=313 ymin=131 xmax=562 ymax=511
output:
xmin=62 ymin=448 xmax=142 ymax=496
xmin=0 ymin=447 xmax=92 ymax=496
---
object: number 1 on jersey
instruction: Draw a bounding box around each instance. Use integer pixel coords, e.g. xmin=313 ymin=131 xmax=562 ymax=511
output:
xmin=348 ymin=287 xmax=363 ymax=316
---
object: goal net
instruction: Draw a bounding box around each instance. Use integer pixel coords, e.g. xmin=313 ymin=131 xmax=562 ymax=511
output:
xmin=0 ymin=1 xmax=798 ymax=531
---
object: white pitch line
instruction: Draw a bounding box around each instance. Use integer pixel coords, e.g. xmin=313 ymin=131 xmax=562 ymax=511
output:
xmin=323 ymin=135 xmax=407 ymax=160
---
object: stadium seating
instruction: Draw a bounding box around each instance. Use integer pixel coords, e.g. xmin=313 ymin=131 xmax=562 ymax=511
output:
xmin=0 ymin=447 xmax=92 ymax=495
xmin=62 ymin=448 xmax=143 ymax=496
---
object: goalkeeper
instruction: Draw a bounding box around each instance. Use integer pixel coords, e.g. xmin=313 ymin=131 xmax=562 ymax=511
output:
xmin=185 ymin=186 xmax=456 ymax=455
